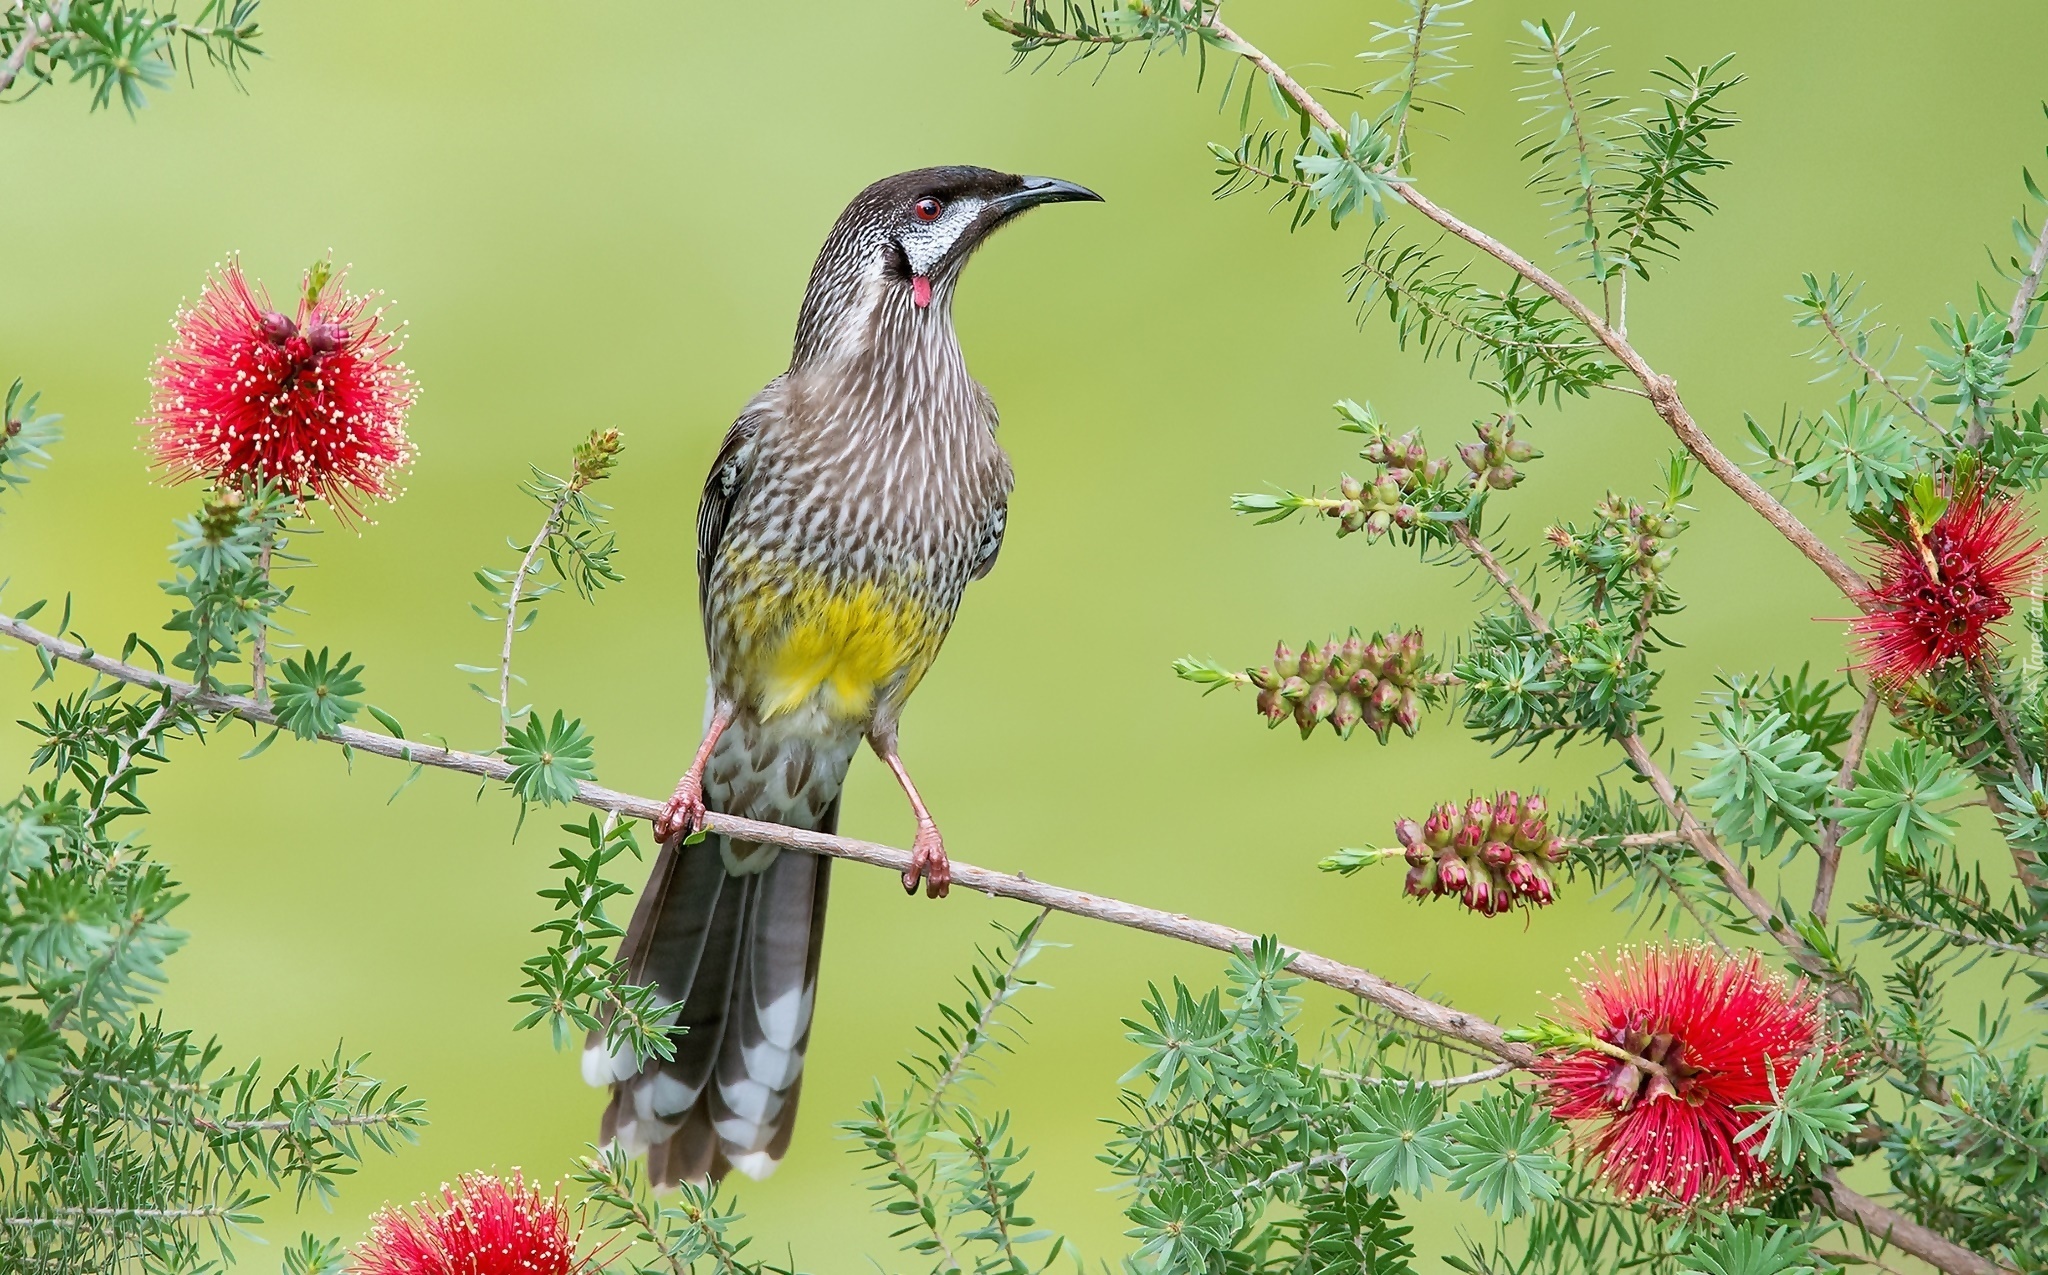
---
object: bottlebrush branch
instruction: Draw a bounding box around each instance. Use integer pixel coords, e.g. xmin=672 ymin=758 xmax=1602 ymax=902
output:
xmin=0 ymin=608 xmax=2005 ymax=1275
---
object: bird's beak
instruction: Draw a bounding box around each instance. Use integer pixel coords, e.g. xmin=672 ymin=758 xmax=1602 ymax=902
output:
xmin=995 ymin=175 xmax=1105 ymax=211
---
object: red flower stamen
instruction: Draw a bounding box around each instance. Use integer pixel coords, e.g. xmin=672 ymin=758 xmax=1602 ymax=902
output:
xmin=352 ymin=1171 xmax=584 ymax=1275
xmin=1536 ymin=946 xmax=1827 ymax=1206
xmin=144 ymin=258 xmax=417 ymax=522
xmin=1851 ymin=489 xmax=2040 ymax=686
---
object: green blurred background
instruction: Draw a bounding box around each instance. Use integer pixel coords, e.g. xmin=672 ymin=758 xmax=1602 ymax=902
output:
xmin=4 ymin=0 xmax=2046 ymax=1264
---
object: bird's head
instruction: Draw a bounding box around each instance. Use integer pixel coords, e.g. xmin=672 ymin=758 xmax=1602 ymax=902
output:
xmin=793 ymin=166 xmax=1102 ymax=366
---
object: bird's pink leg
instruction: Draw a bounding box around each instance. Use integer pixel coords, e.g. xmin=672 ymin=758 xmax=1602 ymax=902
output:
xmin=870 ymin=731 xmax=949 ymax=899
xmin=654 ymin=702 xmax=735 ymax=843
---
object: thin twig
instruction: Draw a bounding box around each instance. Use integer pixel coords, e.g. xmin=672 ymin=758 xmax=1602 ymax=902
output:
xmin=1323 ymin=1061 xmax=1515 ymax=1090
xmin=2009 ymin=221 xmax=2048 ymax=342
xmin=250 ymin=536 xmax=273 ymax=702
xmin=1200 ymin=10 xmax=1869 ymax=606
xmin=1 ymin=1203 xmax=226 ymax=1228
xmin=1813 ymin=303 xmax=1945 ymax=436
xmin=1452 ymin=523 xmax=1819 ymax=974
xmin=1452 ymin=523 xmax=1547 ymax=633
xmin=499 ymin=494 xmax=571 ymax=747
xmin=924 ymin=908 xmax=1049 ymax=1118
xmin=0 ymin=11 xmax=49 ymax=96
xmin=1813 ymin=684 xmax=1882 ymax=921
xmin=1963 ymin=214 xmax=2048 ymax=448
xmin=1616 ymin=733 xmax=1832 ymax=984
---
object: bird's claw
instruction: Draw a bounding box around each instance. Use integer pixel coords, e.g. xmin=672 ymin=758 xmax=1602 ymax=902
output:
xmin=655 ymin=774 xmax=707 ymax=844
xmin=904 ymin=822 xmax=951 ymax=899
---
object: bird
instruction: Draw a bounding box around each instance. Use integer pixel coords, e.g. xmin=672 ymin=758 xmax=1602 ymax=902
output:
xmin=584 ymin=166 xmax=1102 ymax=1185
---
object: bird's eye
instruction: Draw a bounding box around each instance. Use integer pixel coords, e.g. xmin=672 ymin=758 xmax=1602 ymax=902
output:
xmin=913 ymin=198 xmax=944 ymax=222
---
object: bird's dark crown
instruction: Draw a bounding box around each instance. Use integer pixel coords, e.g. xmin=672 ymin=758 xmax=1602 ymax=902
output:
xmin=791 ymin=166 xmax=1101 ymax=368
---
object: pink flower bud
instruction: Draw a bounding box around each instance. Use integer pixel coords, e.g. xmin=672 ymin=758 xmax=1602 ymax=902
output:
xmin=1279 ymin=676 xmax=1309 ymax=703
xmin=1482 ymin=840 xmax=1513 ymax=868
xmin=1330 ymin=690 xmax=1364 ymax=737
xmin=1504 ymin=853 xmax=1537 ymax=891
xmin=259 ymin=310 xmax=298 ymax=342
xmin=1298 ymin=642 xmax=1327 ymax=683
xmin=1256 ymin=687 xmax=1288 ymax=725
xmin=305 ymin=321 xmax=348 ymax=355
xmin=1340 ymin=473 xmax=1365 ymax=500
xmin=1394 ymin=693 xmax=1422 ymax=735
xmin=1454 ymin=821 xmax=1485 ymax=857
xmin=1424 ymin=804 xmax=1457 ymax=848
xmin=1274 ymin=642 xmax=1296 ymax=671
xmin=1463 ymin=876 xmax=1491 ymax=912
xmin=1458 ymin=441 xmax=1486 ymax=473
xmin=1371 ymin=679 xmax=1401 ymax=712
xmin=1490 ymin=792 xmax=1521 ymax=832
xmin=1394 ymin=817 xmax=1425 ymax=850
xmin=1404 ymin=862 xmax=1434 ymax=897
xmin=1437 ymin=852 xmax=1469 ymax=894
xmin=1298 ymin=681 xmax=1336 ymax=735
xmin=1487 ymin=465 xmax=1519 ymax=491
xmin=1464 ymin=795 xmax=1492 ymax=830
xmin=1515 ymin=814 xmax=1549 ymax=850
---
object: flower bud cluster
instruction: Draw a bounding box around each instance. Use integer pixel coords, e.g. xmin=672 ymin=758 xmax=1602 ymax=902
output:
xmin=1394 ymin=790 xmax=1566 ymax=914
xmin=1250 ymin=628 xmax=1430 ymax=742
xmin=1547 ymin=495 xmax=1681 ymax=582
xmin=1326 ymin=434 xmax=1453 ymax=539
xmin=1323 ymin=417 xmax=1539 ymax=539
xmin=573 ymin=427 xmax=624 ymax=489
xmin=1456 ymin=416 xmax=1539 ymax=494
xmin=197 ymin=487 xmax=247 ymax=542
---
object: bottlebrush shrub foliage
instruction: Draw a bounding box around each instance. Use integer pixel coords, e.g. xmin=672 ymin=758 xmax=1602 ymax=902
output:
xmin=6 ymin=4 xmax=2048 ymax=1275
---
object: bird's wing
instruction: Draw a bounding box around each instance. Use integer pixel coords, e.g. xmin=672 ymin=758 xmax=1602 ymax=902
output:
xmin=970 ymin=498 xmax=1008 ymax=581
xmin=969 ymin=385 xmax=1013 ymax=582
xmin=696 ymin=388 xmax=778 ymax=625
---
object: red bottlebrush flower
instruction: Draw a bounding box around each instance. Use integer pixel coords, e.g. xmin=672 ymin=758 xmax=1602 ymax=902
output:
xmin=1852 ymin=489 xmax=2041 ymax=685
xmin=1536 ymin=946 xmax=1827 ymax=1206
xmin=145 ymin=258 xmax=417 ymax=521
xmin=353 ymin=1171 xmax=584 ymax=1275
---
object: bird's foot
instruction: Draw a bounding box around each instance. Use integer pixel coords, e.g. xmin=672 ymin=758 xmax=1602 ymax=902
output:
xmin=654 ymin=772 xmax=707 ymax=844
xmin=904 ymin=821 xmax=951 ymax=899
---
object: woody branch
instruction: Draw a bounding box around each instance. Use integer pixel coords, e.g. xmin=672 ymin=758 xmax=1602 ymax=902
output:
xmin=0 ymin=610 xmax=2006 ymax=1275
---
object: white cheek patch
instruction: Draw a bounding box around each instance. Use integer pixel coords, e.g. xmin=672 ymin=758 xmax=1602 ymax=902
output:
xmin=898 ymin=197 xmax=987 ymax=278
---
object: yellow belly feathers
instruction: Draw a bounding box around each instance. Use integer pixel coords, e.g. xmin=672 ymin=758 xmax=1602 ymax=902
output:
xmin=725 ymin=566 xmax=940 ymax=722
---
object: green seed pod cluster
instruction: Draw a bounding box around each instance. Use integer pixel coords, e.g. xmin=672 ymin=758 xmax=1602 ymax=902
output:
xmin=1546 ymin=493 xmax=1681 ymax=581
xmin=1248 ymin=628 xmax=1431 ymax=742
xmin=1323 ymin=432 xmax=1456 ymax=539
xmin=1456 ymin=415 xmax=1540 ymax=493
xmin=1394 ymin=790 xmax=1566 ymax=915
xmin=1323 ymin=417 xmax=1540 ymax=539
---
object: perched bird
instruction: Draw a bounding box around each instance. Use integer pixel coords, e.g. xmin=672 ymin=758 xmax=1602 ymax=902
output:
xmin=586 ymin=167 xmax=1101 ymax=1184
